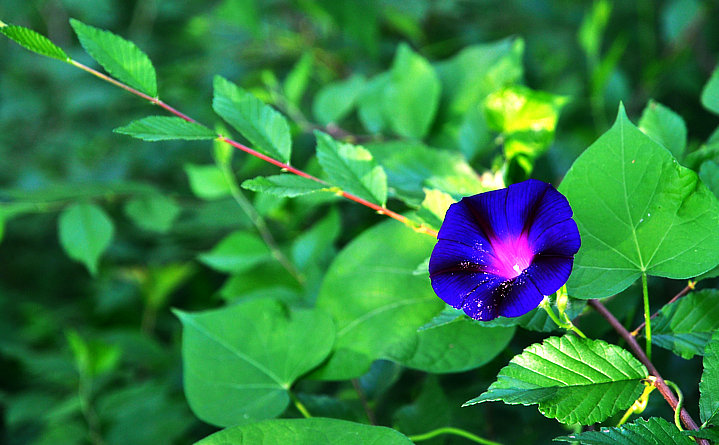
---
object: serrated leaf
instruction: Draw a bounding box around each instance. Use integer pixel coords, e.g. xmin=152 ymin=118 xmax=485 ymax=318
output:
xmin=702 ymin=65 xmax=719 ymax=115
xmin=176 ymin=300 xmax=334 ymax=427
xmin=555 ymin=417 xmax=695 ymax=444
xmin=312 ymin=74 xmax=366 ymax=125
xmin=652 ymin=290 xmax=719 ymax=359
xmin=700 ymin=330 xmax=719 ymax=425
xmin=559 ymin=105 xmax=719 ymax=299
xmin=198 ymin=231 xmax=271 ymax=274
xmin=195 ymin=418 xmax=412 ymax=445
xmin=213 ymin=75 xmax=291 ymax=163
xmin=184 ymin=164 xmax=231 ymax=200
xmin=465 ymin=335 xmax=647 ymax=424
xmin=241 ymin=175 xmax=331 ymax=198
xmin=124 ymin=194 xmax=181 ymax=233
xmin=315 ymin=131 xmax=387 ymax=206
xmin=0 ymin=25 xmax=68 ymax=60
xmin=69 ymin=19 xmax=157 ymax=97
xmin=114 ymin=116 xmax=216 ymax=141
xmin=385 ymin=43 xmax=441 ymax=139
xmin=639 ymin=100 xmax=687 ymax=159
xmin=682 ymin=427 xmax=719 ymax=442
xmin=58 ymin=203 xmax=114 ymax=275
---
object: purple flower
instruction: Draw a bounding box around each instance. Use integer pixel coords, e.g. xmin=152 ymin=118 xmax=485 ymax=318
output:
xmin=428 ymin=179 xmax=580 ymax=321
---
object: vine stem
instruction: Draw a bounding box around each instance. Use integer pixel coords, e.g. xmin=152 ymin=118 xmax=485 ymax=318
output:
xmin=67 ymin=58 xmax=439 ymax=238
xmin=408 ymin=427 xmax=502 ymax=445
xmin=641 ymin=272 xmax=651 ymax=360
xmin=290 ymin=393 xmax=312 ymax=419
xmin=587 ymin=299 xmax=708 ymax=445
xmin=631 ymin=280 xmax=695 ymax=336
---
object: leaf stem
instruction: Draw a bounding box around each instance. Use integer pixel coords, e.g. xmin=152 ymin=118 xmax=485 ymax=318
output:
xmin=408 ymin=427 xmax=502 ymax=445
xmin=631 ymin=280 xmax=695 ymax=336
xmin=587 ymin=299 xmax=707 ymax=444
xmin=641 ymin=272 xmax=651 ymax=360
xmin=539 ymin=298 xmax=587 ymax=338
xmin=67 ymin=58 xmax=438 ymax=238
xmin=290 ymin=393 xmax=312 ymax=419
xmin=664 ymin=380 xmax=684 ymax=431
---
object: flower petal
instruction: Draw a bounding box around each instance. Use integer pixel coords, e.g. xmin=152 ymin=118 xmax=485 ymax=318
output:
xmin=526 ymin=183 xmax=576 ymax=248
xmin=436 ymin=199 xmax=492 ymax=245
xmin=461 ymin=272 xmax=544 ymax=320
xmin=531 ymin=218 xmax=581 ymax=257
xmin=526 ymin=255 xmax=575 ymax=296
xmin=457 ymin=274 xmax=508 ymax=320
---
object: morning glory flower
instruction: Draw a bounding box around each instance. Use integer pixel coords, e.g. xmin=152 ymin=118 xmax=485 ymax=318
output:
xmin=428 ymin=179 xmax=580 ymax=321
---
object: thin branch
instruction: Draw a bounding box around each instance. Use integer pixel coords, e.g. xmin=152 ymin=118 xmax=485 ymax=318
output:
xmin=631 ymin=280 xmax=695 ymax=336
xmin=587 ymin=299 xmax=707 ymax=444
xmin=68 ymin=59 xmax=439 ymax=238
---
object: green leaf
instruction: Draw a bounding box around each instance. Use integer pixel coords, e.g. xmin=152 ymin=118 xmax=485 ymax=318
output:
xmin=559 ymin=105 xmax=719 ymax=299
xmin=194 ymin=418 xmax=412 ymax=445
xmin=651 ymin=290 xmax=719 ymax=359
xmin=700 ymin=330 xmax=719 ymax=425
xmin=312 ymin=74 xmax=366 ymax=125
xmin=176 ymin=299 xmax=335 ymax=427
xmin=699 ymin=161 xmax=719 ymax=199
xmin=0 ymin=25 xmax=68 ymax=60
xmin=358 ymin=72 xmax=391 ymax=133
xmin=464 ymin=335 xmax=647 ymax=424
xmin=393 ymin=376 xmax=450 ymax=437
xmin=284 ymin=51 xmax=314 ymax=106
xmin=312 ymin=220 xmax=512 ymax=379
xmin=213 ymin=75 xmax=292 ymax=163
xmin=315 ymin=131 xmax=387 ymax=206
xmin=385 ymin=43 xmax=441 ymax=139
xmin=555 ymin=417 xmax=695 ymax=444
xmin=124 ymin=194 xmax=181 ymax=233
xmin=682 ymin=427 xmax=719 ymax=442
xmin=368 ymin=141 xmax=488 ymax=205
xmin=701 ymin=65 xmax=719 ymax=115
xmin=69 ymin=19 xmax=157 ymax=97
xmin=114 ymin=116 xmax=216 ymax=141
xmin=291 ymin=209 xmax=340 ymax=271
xmin=241 ymin=175 xmax=331 ymax=198
xmin=638 ymin=100 xmax=687 ymax=159
xmin=197 ymin=231 xmax=271 ymax=274
xmin=66 ymin=330 xmax=121 ymax=377
xmin=184 ymin=164 xmax=231 ymax=200
xmin=58 ymin=202 xmax=114 ymax=275
xmin=416 ymin=188 xmax=455 ymax=230
xmin=0 ymin=202 xmax=38 ymax=245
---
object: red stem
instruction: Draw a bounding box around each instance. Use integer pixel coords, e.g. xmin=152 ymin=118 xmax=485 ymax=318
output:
xmin=631 ymin=280 xmax=695 ymax=336
xmin=69 ymin=59 xmax=439 ymax=238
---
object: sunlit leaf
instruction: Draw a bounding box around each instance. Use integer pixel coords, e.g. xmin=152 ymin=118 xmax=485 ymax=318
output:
xmin=639 ymin=100 xmax=687 ymax=159
xmin=197 ymin=231 xmax=271 ymax=274
xmin=313 ymin=74 xmax=366 ymax=125
xmin=184 ymin=164 xmax=231 ymax=200
xmin=176 ymin=299 xmax=334 ymax=427
xmin=465 ymin=335 xmax=647 ymax=424
xmin=70 ymin=19 xmax=157 ymax=97
xmin=213 ymin=75 xmax=291 ymax=163
xmin=560 ymin=105 xmax=719 ymax=299
xmin=242 ymin=175 xmax=331 ymax=198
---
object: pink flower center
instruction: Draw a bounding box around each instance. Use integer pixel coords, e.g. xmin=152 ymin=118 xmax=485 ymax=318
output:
xmin=491 ymin=234 xmax=534 ymax=279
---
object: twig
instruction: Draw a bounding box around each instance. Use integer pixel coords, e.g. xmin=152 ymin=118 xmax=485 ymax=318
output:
xmin=351 ymin=378 xmax=376 ymax=425
xmin=631 ymin=280 xmax=695 ymax=336
xmin=588 ymin=299 xmax=707 ymax=444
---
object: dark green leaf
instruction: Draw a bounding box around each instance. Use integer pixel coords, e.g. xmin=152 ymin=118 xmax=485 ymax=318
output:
xmin=195 ymin=418 xmax=412 ymax=445
xmin=114 ymin=116 xmax=216 ymax=141
xmin=385 ymin=43 xmax=441 ymax=139
xmin=312 ymin=74 xmax=366 ymax=125
xmin=393 ymin=377 xmax=449 ymax=438
xmin=699 ymin=161 xmax=719 ymax=199
xmin=176 ymin=299 xmax=335 ymax=427
xmin=315 ymin=131 xmax=387 ymax=206
xmin=559 ymin=105 xmax=719 ymax=299
xmin=241 ymin=175 xmax=331 ymax=198
xmin=197 ymin=231 xmax=271 ymax=274
xmin=639 ymin=100 xmax=687 ymax=159
xmin=652 ymin=290 xmax=719 ymax=359
xmin=70 ymin=19 xmax=157 ymax=97
xmin=700 ymin=330 xmax=719 ymax=425
xmin=555 ymin=417 xmax=694 ymax=444
xmin=58 ymin=202 xmax=114 ymax=275
xmin=213 ymin=75 xmax=291 ymax=163
xmin=465 ymin=336 xmax=647 ymax=424
xmin=0 ymin=24 xmax=68 ymax=60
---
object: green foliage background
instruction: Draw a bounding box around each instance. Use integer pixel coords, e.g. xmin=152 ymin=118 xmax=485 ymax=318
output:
xmin=2 ymin=1 xmax=719 ymax=444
